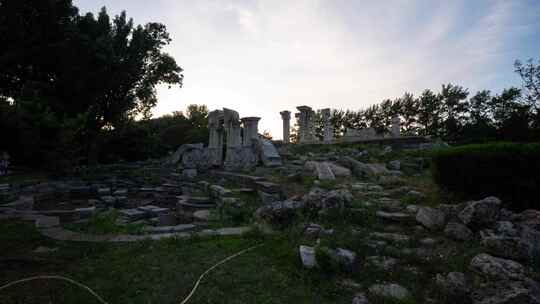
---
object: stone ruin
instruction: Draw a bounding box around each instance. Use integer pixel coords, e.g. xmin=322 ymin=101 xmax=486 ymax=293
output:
xmin=169 ymin=108 xmax=282 ymax=175
xmin=279 ymin=105 xmax=402 ymax=144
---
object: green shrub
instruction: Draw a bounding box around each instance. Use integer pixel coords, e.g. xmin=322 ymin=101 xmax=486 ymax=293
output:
xmin=431 ymin=143 xmax=540 ymax=211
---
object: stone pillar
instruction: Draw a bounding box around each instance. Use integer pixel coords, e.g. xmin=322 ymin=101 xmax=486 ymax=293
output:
xmin=208 ymin=110 xmax=224 ymax=166
xmin=280 ymin=111 xmax=291 ymax=143
xmin=391 ymin=115 xmax=401 ymax=138
xmin=223 ymin=108 xmax=242 ymax=166
xmin=241 ymin=117 xmax=260 ymax=147
xmin=296 ymin=106 xmax=315 ymax=144
xmin=321 ymin=108 xmax=333 ymax=144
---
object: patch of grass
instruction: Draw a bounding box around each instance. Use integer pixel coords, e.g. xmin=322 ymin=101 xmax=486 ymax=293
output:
xmin=64 ymin=210 xmax=144 ymax=235
xmin=0 ymin=219 xmax=354 ymax=304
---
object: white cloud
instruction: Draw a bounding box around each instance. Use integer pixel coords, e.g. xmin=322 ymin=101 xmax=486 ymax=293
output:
xmin=75 ymin=0 xmax=538 ymax=138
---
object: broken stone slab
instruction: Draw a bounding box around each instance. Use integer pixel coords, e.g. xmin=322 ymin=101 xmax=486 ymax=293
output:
xmin=113 ymin=189 xmax=128 ymax=196
xmin=299 ymin=245 xmax=317 ymax=269
xmin=254 ymin=181 xmax=281 ymax=194
xmin=35 ymin=216 xmax=60 ymax=228
xmin=137 ymin=205 xmax=170 ymax=217
xmin=255 ymin=136 xmax=282 ymax=167
xmin=327 ymin=162 xmax=351 ymax=177
xmin=375 ymin=211 xmax=414 ymax=223
xmin=369 ymin=232 xmax=410 ymax=243
xmin=75 ymin=207 xmax=96 ymax=219
xmin=193 ymin=210 xmax=212 ymax=221
xmin=142 ymin=224 xmax=196 ymax=234
xmin=118 ymin=209 xmax=147 ymax=221
xmin=97 ymin=187 xmax=111 ymax=195
xmin=316 ymin=162 xmax=335 ymax=180
xmin=368 ymin=283 xmax=411 ymax=301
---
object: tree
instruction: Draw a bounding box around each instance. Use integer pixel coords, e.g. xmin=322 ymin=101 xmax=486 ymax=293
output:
xmin=0 ymin=1 xmax=183 ymax=166
xmin=515 ymin=59 xmax=540 ymax=129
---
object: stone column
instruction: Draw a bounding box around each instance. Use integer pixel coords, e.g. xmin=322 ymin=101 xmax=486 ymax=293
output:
xmin=223 ymin=108 xmax=242 ymax=167
xmin=241 ymin=117 xmax=260 ymax=147
xmin=280 ymin=111 xmax=291 ymax=143
xmin=208 ymin=110 xmax=224 ymax=166
xmin=296 ymin=106 xmax=315 ymax=144
xmin=391 ymin=115 xmax=401 ymax=138
xmin=321 ymin=108 xmax=333 ymax=144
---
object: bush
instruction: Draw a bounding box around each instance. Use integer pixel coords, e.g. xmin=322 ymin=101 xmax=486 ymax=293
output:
xmin=431 ymin=143 xmax=540 ymax=211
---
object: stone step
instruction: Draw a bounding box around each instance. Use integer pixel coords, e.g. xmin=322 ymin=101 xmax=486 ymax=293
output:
xmin=177 ymin=201 xmax=216 ymax=209
xmin=375 ymin=211 xmax=414 ymax=223
xmin=142 ymin=224 xmax=197 ymax=234
xmin=369 ymin=232 xmax=411 ymax=243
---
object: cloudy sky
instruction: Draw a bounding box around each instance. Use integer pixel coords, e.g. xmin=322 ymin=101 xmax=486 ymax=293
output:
xmin=75 ymin=0 xmax=540 ymax=139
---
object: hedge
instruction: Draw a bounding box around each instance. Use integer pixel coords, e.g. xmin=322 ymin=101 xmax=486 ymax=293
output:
xmin=431 ymin=142 xmax=540 ymax=211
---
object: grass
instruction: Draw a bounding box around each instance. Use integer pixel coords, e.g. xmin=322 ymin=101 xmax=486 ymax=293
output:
xmin=0 ymin=219 xmax=354 ymax=304
xmin=64 ymin=209 xmax=145 ymax=235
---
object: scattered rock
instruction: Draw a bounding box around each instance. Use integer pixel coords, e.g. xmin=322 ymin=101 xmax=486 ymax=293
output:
xmin=387 ymin=160 xmax=401 ymax=170
xmin=351 ymin=293 xmax=370 ymax=304
xmin=444 ymin=222 xmax=473 ymax=241
xmin=416 ymin=206 xmax=446 ymax=230
xmin=435 ymin=272 xmax=470 ymax=299
xmin=299 ymin=245 xmax=317 ymax=268
xmin=33 ymin=246 xmax=59 ymax=253
xmin=471 ymin=280 xmax=540 ymax=304
xmin=366 ymin=256 xmax=399 ymax=270
xmin=458 ymin=196 xmax=501 ymax=228
xmin=470 ymin=253 xmax=526 ymax=281
xmin=368 ymin=283 xmax=410 ymax=301
xmin=376 ymin=211 xmax=413 ymax=223
xmin=254 ymin=200 xmax=304 ymax=228
xmin=370 ymin=232 xmax=410 ymax=243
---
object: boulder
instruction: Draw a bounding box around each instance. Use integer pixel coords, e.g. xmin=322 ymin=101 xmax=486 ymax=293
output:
xmin=459 ymin=196 xmax=501 ymax=228
xmin=444 ymin=222 xmax=473 ymax=241
xmin=471 ymin=280 xmax=540 ymax=304
xmin=416 ymin=206 xmax=446 ymax=230
xmin=470 ymin=253 xmax=526 ymax=281
xmin=480 ymin=234 xmax=532 ymax=261
xmin=513 ymin=209 xmax=540 ymax=231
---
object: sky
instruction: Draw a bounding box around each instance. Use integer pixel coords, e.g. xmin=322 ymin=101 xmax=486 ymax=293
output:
xmin=75 ymin=0 xmax=540 ymax=139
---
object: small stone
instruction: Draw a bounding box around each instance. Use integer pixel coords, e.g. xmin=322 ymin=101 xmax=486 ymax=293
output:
xmin=299 ymin=245 xmax=317 ymax=268
xmin=388 ymin=160 xmax=401 ymax=170
xmin=351 ymin=292 xmax=370 ymax=304
xmin=368 ymin=283 xmax=410 ymax=301
xmin=33 ymin=246 xmax=59 ymax=253
xmin=444 ymin=222 xmax=473 ymax=241
xmin=416 ymin=206 xmax=446 ymax=230
xmin=435 ymin=272 xmax=469 ymax=299
xmin=369 ymin=232 xmax=410 ymax=243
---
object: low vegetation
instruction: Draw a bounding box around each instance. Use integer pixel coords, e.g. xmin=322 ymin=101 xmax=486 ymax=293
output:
xmin=431 ymin=142 xmax=540 ymax=211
